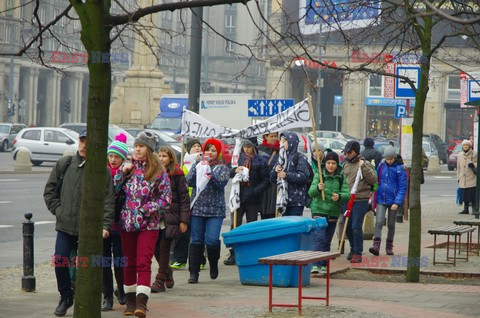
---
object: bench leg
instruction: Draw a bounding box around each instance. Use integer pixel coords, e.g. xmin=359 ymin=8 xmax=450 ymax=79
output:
xmin=446 ymin=234 xmax=450 ymax=260
xmin=298 ymin=265 xmax=302 ymax=315
xmin=453 ymin=235 xmax=457 ymax=266
xmin=326 ymin=259 xmax=330 ymax=306
xmin=268 ymin=264 xmax=273 ymax=313
xmin=433 ymin=234 xmax=437 ymax=265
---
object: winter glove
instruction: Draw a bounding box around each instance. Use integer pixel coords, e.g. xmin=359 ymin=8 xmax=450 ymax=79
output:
xmin=468 ymin=163 xmax=475 ymax=169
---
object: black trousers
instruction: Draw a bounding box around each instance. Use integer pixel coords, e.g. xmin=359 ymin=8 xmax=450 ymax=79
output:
xmin=102 ymin=232 xmax=124 ymax=298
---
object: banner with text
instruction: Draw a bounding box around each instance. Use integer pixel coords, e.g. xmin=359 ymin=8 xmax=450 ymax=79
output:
xmin=181 ymin=99 xmax=311 ymax=138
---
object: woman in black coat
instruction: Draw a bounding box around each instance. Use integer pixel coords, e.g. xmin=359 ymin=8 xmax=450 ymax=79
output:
xmin=258 ymin=132 xmax=280 ymax=219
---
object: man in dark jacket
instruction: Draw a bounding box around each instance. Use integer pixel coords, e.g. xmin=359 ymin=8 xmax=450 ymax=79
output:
xmin=361 ymin=137 xmax=383 ymax=169
xmin=44 ymin=129 xmax=115 ymax=317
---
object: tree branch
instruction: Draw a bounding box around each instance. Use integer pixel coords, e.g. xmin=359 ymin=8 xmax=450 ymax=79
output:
xmin=108 ymin=0 xmax=250 ymax=27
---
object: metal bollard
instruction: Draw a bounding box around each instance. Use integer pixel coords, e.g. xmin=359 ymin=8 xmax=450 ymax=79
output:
xmin=22 ymin=212 xmax=36 ymax=292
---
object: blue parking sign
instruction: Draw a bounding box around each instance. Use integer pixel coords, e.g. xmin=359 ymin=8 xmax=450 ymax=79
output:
xmin=394 ymin=104 xmax=407 ymax=118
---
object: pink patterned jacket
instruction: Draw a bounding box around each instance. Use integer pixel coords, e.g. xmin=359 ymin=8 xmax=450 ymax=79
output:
xmin=114 ymin=160 xmax=171 ymax=232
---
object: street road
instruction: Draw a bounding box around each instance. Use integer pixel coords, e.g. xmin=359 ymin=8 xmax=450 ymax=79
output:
xmin=0 ymin=151 xmax=459 ymax=267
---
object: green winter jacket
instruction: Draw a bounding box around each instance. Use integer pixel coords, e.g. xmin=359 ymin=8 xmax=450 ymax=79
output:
xmin=43 ymin=154 xmax=115 ymax=236
xmin=308 ymin=166 xmax=350 ymax=219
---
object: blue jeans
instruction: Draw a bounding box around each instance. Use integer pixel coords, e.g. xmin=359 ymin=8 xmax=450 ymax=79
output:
xmin=53 ymin=231 xmax=78 ymax=297
xmin=345 ymin=200 xmax=369 ymax=255
xmin=190 ymin=216 xmax=223 ymax=248
xmin=313 ymin=218 xmax=337 ymax=267
xmin=284 ymin=206 xmax=304 ymax=216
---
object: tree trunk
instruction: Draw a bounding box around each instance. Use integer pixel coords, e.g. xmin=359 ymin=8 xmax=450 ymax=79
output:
xmin=406 ymin=13 xmax=433 ymax=283
xmin=73 ymin=3 xmax=112 ymax=317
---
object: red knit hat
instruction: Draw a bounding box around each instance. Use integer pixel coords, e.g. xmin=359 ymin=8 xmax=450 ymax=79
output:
xmin=203 ymin=138 xmax=223 ymax=161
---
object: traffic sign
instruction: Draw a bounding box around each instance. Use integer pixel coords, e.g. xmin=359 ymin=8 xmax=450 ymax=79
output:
xmin=247 ymin=99 xmax=295 ymax=117
xmin=394 ymin=104 xmax=407 ymax=118
xmin=334 ymin=95 xmax=343 ymax=105
xmin=468 ymin=80 xmax=480 ymax=101
xmin=395 ymin=66 xmax=420 ymax=99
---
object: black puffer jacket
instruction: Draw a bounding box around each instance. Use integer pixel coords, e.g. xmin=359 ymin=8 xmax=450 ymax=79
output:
xmin=230 ymin=151 xmax=269 ymax=204
xmin=165 ymin=165 xmax=191 ymax=239
xmin=361 ymin=147 xmax=383 ymax=169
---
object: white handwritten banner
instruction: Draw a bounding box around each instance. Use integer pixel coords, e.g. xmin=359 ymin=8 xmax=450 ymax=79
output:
xmin=181 ymin=99 xmax=311 ymax=139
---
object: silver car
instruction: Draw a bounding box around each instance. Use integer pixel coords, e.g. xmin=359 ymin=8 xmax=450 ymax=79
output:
xmin=0 ymin=123 xmax=27 ymax=152
xmin=12 ymin=127 xmax=79 ymax=166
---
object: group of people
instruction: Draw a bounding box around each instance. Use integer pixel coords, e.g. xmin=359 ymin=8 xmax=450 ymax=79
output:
xmin=44 ymin=128 xmax=412 ymax=317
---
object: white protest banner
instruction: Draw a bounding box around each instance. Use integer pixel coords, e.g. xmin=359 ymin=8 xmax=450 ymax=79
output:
xmin=181 ymin=109 xmax=239 ymax=138
xmin=181 ymin=99 xmax=312 ymax=139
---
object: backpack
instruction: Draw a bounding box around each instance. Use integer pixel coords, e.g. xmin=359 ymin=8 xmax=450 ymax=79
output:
xmin=54 ymin=156 xmax=73 ymax=197
xmin=292 ymin=152 xmax=314 ymax=207
xmin=293 ymin=152 xmax=314 ymax=184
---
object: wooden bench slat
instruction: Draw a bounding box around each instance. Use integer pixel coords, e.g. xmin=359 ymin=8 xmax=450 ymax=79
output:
xmin=428 ymin=225 xmax=475 ymax=235
xmin=258 ymin=251 xmax=340 ymax=265
xmin=454 ymin=219 xmax=480 ymax=226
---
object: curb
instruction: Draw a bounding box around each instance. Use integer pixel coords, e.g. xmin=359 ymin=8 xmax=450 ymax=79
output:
xmin=350 ymin=267 xmax=480 ymax=279
xmin=0 ymin=170 xmax=51 ymax=175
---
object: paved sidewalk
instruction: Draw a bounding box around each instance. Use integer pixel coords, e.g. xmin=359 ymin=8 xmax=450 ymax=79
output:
xmin=1 ymin=198 xmax=479 ymax=317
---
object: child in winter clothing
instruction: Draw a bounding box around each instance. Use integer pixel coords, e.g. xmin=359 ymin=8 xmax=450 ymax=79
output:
xmin=102 ymin=133 xmax=129 ymax=311
xmin=151 ymin=145 xmax=190 ymax=293
xmin=370 ymin=146 xmax=407 ymax=256
xmin=271 ymin=132 xmax=312 ymax=216
xmin=186 ymin=138 xmax=230 ymax=283
xmin=308 ymin=151 xmax=350 ymax=273
xmin=170 ymin=138 xmax=204 ymax=270
xmin=114 ymin=131 xmax=172 ymax=317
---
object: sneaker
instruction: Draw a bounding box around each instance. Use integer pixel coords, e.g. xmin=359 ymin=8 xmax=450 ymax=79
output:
xmin=346 ymin=251 xmax=353 ymax=261
xmin=351 ymin=255 xmax=362 ymax=263
xmin=170 ymin=262 xmax=186 ymax=270
xmin=311 ymin=266 xmax=319 ymax=274
xmin=320 ymin=266 xmax=327 ymax=274
xmin=459 ymin=211 xmax=469 ymax=214
xmin=200 ymin=264 xmax=206 ymax=270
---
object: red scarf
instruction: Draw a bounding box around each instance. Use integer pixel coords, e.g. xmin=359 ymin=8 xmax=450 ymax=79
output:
xmin=108 ymin=162 xmax=120 ymax=177
xmin=262 ymin=139 xmax=280 ymax=151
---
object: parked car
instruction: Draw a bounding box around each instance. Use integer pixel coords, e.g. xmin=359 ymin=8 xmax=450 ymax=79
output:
xmin=124 ymin=128 xmax=143 ymax=137
xmin=360 ymin=140 xmax=400 ymax=156
xmin=198 ymin=137 xmax=235 ymax=165
xmin=423 ymin=141 xmax=438 ymax=159
xmin=308 ymin=130 xmax=356 ymax=141
xmin=59 ymin=123 xmax=135 ymax=153
xmin=0 ymin=123 xmax=27 ymax=152
xmin=12 ymin=127 xmax=79 ymax=166
xmin=447 ymin=143 xmax=463 ymax=171
xmin=423 ymin=134 xmax=447 ymax=164
xmin=447 ymin=139 xmax=462 ymax=157
xmin=317 ymin=137 xmax=347 ymax=155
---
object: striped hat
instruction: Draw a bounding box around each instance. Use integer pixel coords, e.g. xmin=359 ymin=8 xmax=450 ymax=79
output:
xmin=107 ymin=133 xmax=128 ymax=160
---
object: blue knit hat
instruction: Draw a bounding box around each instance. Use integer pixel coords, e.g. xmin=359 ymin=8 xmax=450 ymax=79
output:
xmin=107 ymin=133 xmax=128 ymax=160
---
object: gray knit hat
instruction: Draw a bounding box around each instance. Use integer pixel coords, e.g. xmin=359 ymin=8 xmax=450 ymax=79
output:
xmin=134 ymin=131 xmax=156 ymax=152
xmin=310 ymin=141 xmax=325 ymax=154
xmin=384 ymin=145 xmax=397 ymax=158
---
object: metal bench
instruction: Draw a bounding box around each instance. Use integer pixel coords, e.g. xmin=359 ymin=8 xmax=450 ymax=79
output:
xmin=258 ymin=250 xmax=340 ymax=315
xmin=428 ymin=225 xmax=476 ymax=266
xmin=453 ymin=219 xmax=480 ymax=256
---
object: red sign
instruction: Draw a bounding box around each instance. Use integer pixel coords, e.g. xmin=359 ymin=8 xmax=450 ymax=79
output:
xmin=384 ymin=63 xmax=395 ymax=98
xmin=293 ymin=57 xmax=337 ymax=69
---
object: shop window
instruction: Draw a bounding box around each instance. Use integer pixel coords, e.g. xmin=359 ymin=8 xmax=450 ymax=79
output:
xmin=368 ymin=74 xmax=383 ymax=97
xmin=366 ymin=106 xmax=399 ymax=138
xmin=447 ymin=75 xmax=460 ymax=101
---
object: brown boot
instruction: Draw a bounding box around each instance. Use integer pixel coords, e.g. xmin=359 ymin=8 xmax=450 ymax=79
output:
xmin=134 ymin=293 xmax=148 ymax=318
xmin=369 ymin=238 xmax=381 ymax=256
xmin=123 ymin=292 xmax=136 ymax=316
xmin=150 ymin=273 xmax=165 ymax=293
xmin=164 ymin=267 xmax=174 ymax=289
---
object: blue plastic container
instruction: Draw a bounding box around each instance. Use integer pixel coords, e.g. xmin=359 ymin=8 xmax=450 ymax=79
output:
xmin=222 ymin=216 xmax=327 ymax=287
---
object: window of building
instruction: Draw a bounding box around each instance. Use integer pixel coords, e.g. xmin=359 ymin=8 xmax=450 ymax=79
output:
xmin=3 ymin=25 xmax=12 ymax=43
xmin=6 ymin=0 xmax=14 ymax=17
xmin=226 ymin=40 xmax=235 ymax=52
xmin=368 ymin=74 xmax=383 ymax=97
xmin=40 ymin=8 xmax=47 ymax=24
xmin=225 ymin=15 xmax=236 ymax=34
xmin=447 ymin=75 xmax=460 ymax=101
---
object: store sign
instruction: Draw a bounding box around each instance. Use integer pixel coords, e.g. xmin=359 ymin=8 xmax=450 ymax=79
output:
xmin=460 ymin=71 xmax=480 ymax=108
xmin=384 ymin=64 xmax=395 ymax=98
xmin=365 ymin=97 xmax=415 ymax=107
xmin=293 ymin=57 xmax=338 ymax=69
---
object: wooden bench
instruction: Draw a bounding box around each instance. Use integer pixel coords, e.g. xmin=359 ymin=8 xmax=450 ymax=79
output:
xmin=258 ymin=250 xmax=340 ymax=315
xmin=428 ymin=225 xmax=476 ymax=266
xmin=453 ymin=219 xmax=480 ymax=256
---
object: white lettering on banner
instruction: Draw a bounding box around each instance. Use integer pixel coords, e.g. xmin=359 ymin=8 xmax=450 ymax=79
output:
xmin=181 ymin=99 xmax=312 ymax=138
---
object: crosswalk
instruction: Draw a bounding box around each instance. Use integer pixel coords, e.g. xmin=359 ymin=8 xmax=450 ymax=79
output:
xmin=0 ymin=220 xmax=55 ymax=229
